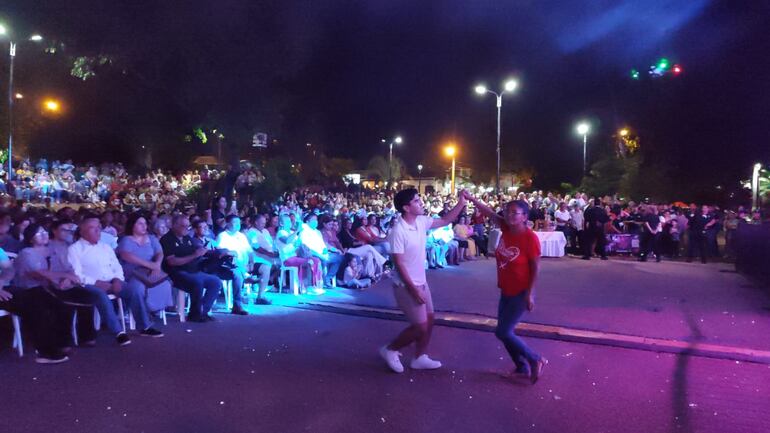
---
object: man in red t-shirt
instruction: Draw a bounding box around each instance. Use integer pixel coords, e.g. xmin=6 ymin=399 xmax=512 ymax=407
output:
xmin=465 ymin=191 xmax=547 ymax=384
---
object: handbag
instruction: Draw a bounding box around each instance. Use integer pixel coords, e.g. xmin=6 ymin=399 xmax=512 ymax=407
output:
xmin=132 ymin=267 xmax=170 ymax=288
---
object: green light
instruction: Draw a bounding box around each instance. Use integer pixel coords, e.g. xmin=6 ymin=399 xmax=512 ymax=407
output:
xmin=658 ymin=58 xmax=669 ymax=70
xmin=631 ymin=69 xmax=640 ymax=79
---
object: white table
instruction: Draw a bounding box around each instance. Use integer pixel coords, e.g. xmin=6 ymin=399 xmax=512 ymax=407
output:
xmin=487 ymin=229 xmax=567 ymax=258
xmin=535 ymin=231 xmax=567 ymax=257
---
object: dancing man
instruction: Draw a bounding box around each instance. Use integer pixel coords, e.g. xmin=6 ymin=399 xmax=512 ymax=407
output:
xmin=380 ymin=188 xmax=466 ymax=373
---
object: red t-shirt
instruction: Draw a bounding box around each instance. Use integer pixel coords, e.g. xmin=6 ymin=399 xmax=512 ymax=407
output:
xmin=495 ymin=223 xmax=540 ymax=296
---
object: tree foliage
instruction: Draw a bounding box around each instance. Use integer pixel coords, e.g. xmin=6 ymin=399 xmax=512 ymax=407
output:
xmin=366 ymin=155 xmax=404 ymax=182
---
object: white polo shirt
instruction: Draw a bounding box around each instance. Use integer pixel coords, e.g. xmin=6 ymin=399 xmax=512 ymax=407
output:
xmin=388 ymin=214 xmax=432 ymax=286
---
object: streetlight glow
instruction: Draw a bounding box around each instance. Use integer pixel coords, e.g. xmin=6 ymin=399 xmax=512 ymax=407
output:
xmin=503 ymin=80 xmax=518 ymax=92
xmin=394 ymin=136 xmax=403 ymax=144
xmin=14 ymin=93 xmax=23 ymax=99
xmin=0 ymin=24 xmax=7 ymax=35
xmin=29 ymin=34 xmax=43 ymax=41
xmin=619 ymin=128 xmax=629 ymax=137
xmin=444 ymin=145 xmax=456 ymax=157
xmin=474 ymin=85 xmax=487 ymax=95
xmin=43 ymin=99 xmax=60 ymax=112
xmin=576 ymin=122 xmax=590 ymax=135
xmin=417 ymin=164 xmax=423 ymax=171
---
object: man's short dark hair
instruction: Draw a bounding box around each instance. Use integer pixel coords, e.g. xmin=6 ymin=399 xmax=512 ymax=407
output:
xmin=394 ymin=188 xmax=418 ymax=215
xmin=594 ymin=198 xmax=602 ymax=206
xmin=225 ymin=214 xmax=240 ymax=224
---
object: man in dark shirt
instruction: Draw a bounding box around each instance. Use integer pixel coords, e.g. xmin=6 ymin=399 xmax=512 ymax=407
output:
xmin=686 ymin=204 xmax=707 ymax=263
xmin=639 ymin=205 xmax=662 ymax=262
xmin=160 ymin=215 xmax=222 ymax=322
xmin=582 ymin=198 xmax=609 ymax=260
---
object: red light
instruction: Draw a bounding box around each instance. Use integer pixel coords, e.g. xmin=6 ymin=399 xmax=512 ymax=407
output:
xmin=673 ymin=65 xmax=682 ymax=74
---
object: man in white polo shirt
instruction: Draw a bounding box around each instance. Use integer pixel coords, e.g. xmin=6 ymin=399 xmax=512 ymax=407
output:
xmin=380 ymin=188 xmax=467 ymax=373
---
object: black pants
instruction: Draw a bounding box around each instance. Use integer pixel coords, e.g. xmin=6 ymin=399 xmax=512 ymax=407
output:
xmin=471 ymin=234 xmax=488 ymax=256
xmin=583 ymin=229 xmax=606 ymax=258
xmin=50 ymin=287 xmax=98 ymax=344
xmin=687 ymin=232 xmax=707 ymax=263
xmin=640 ymin=232 xmax=661 ymax=260
xmin=0 ymin=287 xmax=67 ymax=357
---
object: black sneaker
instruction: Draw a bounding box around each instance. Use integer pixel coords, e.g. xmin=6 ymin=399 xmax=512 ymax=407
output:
xmin=116 ymin=332 xmax=132 ymax=346
xmin=255 ymin=297 xmax=272 ymax=305
xmin=35 ymin=352 xmax=69 ymax=364
xmin=231 ymin=305 xmax=249 ymax=315
xmin=140 ymin=328 xmax=164 ymax=338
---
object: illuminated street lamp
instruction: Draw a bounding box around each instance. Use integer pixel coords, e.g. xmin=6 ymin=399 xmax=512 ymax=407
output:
xmin=384 ymin=135 xmax=403 ymax=188
xmin=43 ymin=99 xmax=61 ymax=112
xmin=444 ymin=144 xmax=457 ymax=195
xmin=0 ymin=23 xmax=44 ymax=180
xmin=752 ymin=163 xmax=762 ymax=211
xmin=474 ymin=78 xmax=518 ymax=194
xmin=417 ymin=163 xmax=423 ymax=194
xmin=575 ymin=122 xmax=590 ymax=175
xmin=619 ymin=128 xmax=629 ymax=137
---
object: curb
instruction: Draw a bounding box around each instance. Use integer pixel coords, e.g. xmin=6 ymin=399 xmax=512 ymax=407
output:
xmin=281 ymin=300 xmax=770 ymax=365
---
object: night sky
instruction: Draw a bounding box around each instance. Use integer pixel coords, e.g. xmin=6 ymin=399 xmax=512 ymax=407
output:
xmin=1 ymin=0 xmax=769 ymax=196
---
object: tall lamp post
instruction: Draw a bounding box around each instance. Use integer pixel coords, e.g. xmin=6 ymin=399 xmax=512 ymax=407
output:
xmin=752 ymin=163 xmax=762 ymax=211
xmin=0 ymin=24 xmax=43 ymax=181
xmin=383 ymin=135 xmax=403 ymax=189
xmin=444 ymin=144 xmax=457 ymax=195
xmin=474 ymin=79 xmax=518 ymax=195
xmin=576 ymin=122 xmax=590 ymax=175
xmin=417 ymin=164 xmax=423 ymax=194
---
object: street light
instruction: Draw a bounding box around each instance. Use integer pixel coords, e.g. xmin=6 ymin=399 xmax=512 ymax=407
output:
xmin=384 ymin=135 xmax=403 ymax=188
xmin=417 ymin=164 xmax=423 ymax=194
xmin=0 ymin=24 xmax=44 ymax=180
xmin=752 ymin=163 xmax=762 ymax=211
xmin=575 ymin=122 xmax=590 ymax=175
xmin=444 ymin=144 xmax=457 ymax=195
xmin=474 ymin=78 xmax=519 ymax=194
xmin=619 ymin=128 xmax=629 ymax=137
xmin=43 ymin=99 xmax=61 ymax=112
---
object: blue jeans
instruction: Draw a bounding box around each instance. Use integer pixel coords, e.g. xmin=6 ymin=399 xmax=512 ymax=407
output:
xmin=171 ymin=271 xmax=222 ymax=316
xmin=496 ymin=292 xmax=540 ymax=372
xmin=83 ymin=282 xmax=151 ymax=334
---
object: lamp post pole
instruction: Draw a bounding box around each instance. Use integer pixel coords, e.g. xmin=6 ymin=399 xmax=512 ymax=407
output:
xmin=417 ymin=164 xmax=423 ymax=194
xmin=582 ymin=132 xmax=587 ymax=175
xmin=576 ymin=122 xmax=590 ymax=176
xmin=474 ymin=80 xmax=518 ymax=195
xmin=384 ymin=136 xmax=402 ymax=189
xmin=6 ymin=42 xmax=15 ymax=181
xmin=495 ymin=93 xmax=501 ymax=196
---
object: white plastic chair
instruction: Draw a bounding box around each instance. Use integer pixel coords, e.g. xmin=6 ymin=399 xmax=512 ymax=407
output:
xmin=174 ymin=288 xmax=190 ymax=323
xmin=93 ymin=294 xmax=128 ymax=333
xmin=0 ymin=309 xmax=22 ymax=357
xmin=279 ymin=266 xmax=300 ymax=295
xmin=222 ymin=279 xmax=233 ymax=310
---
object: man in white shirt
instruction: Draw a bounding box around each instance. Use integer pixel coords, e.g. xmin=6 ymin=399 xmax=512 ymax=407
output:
xmin=68 ymin=215 xmax=163 ymax=346
xmin=569 ymin=203 xmax=585 ymax=254
xmin=215 ymin=215 xmax=255 ymax=312
xmin=380 ymin=188 xmax=466 ymax=373
xmin=245 ymin=214 xmax=277 ymax=305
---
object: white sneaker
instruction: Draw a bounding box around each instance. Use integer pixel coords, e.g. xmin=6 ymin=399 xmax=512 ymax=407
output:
xmin=380 ymin=346 xmax=404 ymax=373
xmin=410 ymin=354 xmax=442 ymax=370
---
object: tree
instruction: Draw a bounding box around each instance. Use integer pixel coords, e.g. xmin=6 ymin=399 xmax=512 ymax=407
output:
xmin=366 ymin=155 xmax=404 ymax=183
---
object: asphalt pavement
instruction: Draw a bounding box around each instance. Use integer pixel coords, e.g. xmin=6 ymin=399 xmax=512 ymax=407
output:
xmin=2 ymin=256 xmax=770 ymax=432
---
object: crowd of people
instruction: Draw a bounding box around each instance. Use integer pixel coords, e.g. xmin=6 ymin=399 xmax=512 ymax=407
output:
xmin=0 ymin=158 xmax=766 ymax=366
